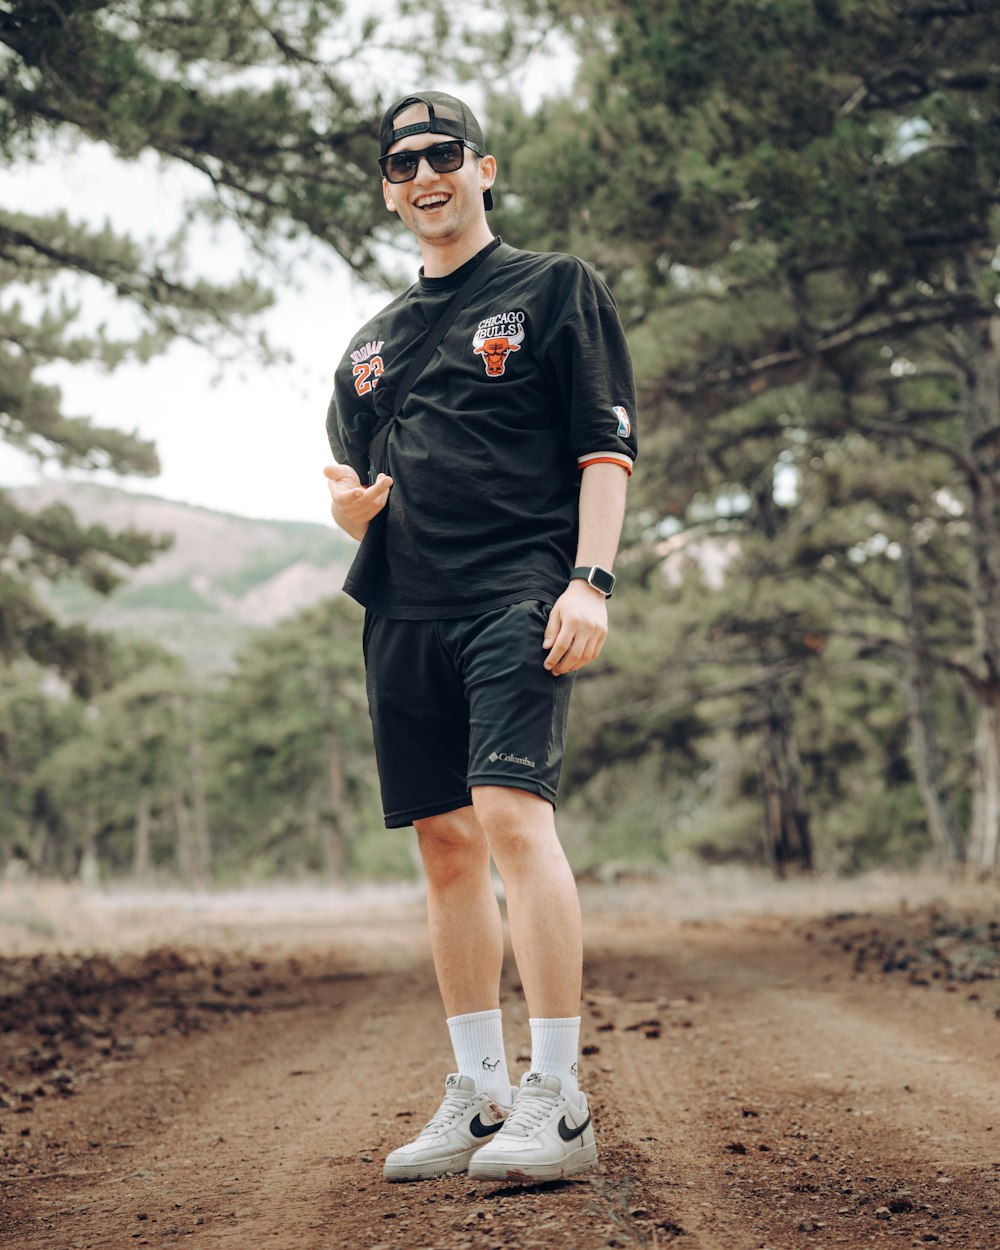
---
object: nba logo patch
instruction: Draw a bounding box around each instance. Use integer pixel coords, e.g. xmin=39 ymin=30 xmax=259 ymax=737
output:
xmin=612 ymin=405 xmax=631 ymax=437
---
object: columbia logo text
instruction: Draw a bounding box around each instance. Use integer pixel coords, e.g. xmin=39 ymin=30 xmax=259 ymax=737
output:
xmin=488 ymin=750 xmax=536 ymax=768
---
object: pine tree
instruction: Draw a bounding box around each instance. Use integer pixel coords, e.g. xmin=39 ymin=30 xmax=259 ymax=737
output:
xmin=0 ymin=0 xmax=412 ymax=692
xmin=480 ymin=0 xmax=1000 ymax=871
xmin=205 ymin=595 xmax=383 ymax=882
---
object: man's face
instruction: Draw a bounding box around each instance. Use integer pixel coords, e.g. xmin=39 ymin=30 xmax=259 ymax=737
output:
xmin=381 ymin=104 xmax=495 ymax=246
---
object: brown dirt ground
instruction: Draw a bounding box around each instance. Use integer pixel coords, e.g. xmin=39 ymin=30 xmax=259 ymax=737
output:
xmin=0 ymin=871 xmax=998 ymax=1250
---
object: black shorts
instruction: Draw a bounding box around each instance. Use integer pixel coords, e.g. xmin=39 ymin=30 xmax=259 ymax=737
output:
xmin=362 ymin=600 xmax=575 ymax=828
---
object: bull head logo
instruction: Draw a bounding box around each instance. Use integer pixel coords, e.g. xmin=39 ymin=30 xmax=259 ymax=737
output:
xmin=473 ymin=321 xmax=525 ymax=377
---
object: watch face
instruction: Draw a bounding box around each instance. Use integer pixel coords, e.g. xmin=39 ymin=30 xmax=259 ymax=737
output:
xmin=589 ymin=566 xmax=615 ymax=595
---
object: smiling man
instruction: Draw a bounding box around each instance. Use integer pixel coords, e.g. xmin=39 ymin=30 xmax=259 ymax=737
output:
xmin=324 ymin=91 xmax=637 ymax=1184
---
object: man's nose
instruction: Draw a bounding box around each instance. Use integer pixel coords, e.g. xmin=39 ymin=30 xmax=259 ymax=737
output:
xmin=412 ymin=154 xmax=439 ymax=182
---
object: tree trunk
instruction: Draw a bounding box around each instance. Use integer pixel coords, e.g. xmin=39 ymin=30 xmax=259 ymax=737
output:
xmin=320 ymin=668 xmax=348 ymax=884
xmin=900 ymin=530 xmax=964 ymax=871
xmin=322 ymin=730 xmax=347 ymax=883
xmin=755 ymin=673 xmax=813 ymax=876
xmin=171 ymin=776 xmax=199 ymax=888
xmin=79 ymin=812 xmax=100 ymax=888
xmin=953 ymin=296 xmax=1000 ymax=872
xmin=967 ymin=697 xmax=1000 ymax=873
xmin=133 ymin=789 xmax=152 ymax=881
xmin=183 ymin=698 xmax=211 ymax=887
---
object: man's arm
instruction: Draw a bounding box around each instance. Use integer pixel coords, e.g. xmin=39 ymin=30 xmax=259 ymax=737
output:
xmin=542 ymin=461 xmax=628 ymax=677
xmin=323 ymin=464 xmax=393 ymax=542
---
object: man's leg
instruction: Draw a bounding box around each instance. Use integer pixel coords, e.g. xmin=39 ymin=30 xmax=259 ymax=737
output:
xmin=383 ymin=805 xmax=513 ymax=1182
xmin=470 ymin=786 xmax=582 ymax=1020
xmin=467 ymin=784 xmax=596 ymax=1182
xmin=414 ymin=806 xmax=504 ymax=1017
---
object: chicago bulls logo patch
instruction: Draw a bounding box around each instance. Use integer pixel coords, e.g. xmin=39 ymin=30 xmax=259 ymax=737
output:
xmin=472 ymin=309 xmax=526 ymax=377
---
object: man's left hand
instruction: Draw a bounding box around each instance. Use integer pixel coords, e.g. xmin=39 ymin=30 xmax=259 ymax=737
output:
xmin=542 ymin=580 xmax=609 ymax=676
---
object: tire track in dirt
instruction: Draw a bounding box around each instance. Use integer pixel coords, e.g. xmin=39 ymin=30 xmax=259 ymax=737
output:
xmin=578 ymin=918 xmax=1000 ymax=1249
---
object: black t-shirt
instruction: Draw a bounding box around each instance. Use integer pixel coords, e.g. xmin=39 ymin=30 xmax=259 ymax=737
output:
xmin=326 ymin=240 xmax=638 ymax=618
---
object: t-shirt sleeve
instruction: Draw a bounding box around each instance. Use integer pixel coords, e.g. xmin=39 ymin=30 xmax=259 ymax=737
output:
xmin=326 ymin=354 xmax=375 ymax=483
xmin=540 ymin=260 xmax=638 ymax=475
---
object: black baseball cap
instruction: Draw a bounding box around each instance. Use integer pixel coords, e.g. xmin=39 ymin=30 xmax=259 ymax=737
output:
xmin=379 ymin=91 xmax=493 ymax=211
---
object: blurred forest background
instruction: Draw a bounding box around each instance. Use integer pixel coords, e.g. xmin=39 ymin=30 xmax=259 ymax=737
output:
xmin=2 ymin=0 xmax=1000 ymax=887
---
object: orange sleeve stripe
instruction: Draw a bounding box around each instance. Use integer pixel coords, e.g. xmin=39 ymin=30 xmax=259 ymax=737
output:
xmin=576 ymin=452 xmax=634 ymax=476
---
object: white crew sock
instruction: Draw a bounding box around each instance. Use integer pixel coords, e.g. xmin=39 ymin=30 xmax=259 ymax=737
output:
xmin=446 ymin=1009 xmax=512 ymax=1105
xmin=529 ymin=1016 xmax=581 ymax=1097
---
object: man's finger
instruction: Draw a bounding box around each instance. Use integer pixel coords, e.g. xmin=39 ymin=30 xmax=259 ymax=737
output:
xmin=544 ymin=623 xmax=574 ymax=672
xmin=542 ymin=606 xmax=561 ymax=651
xmin=323 ymin=462 xmax=360 ymax=486
xmin=363 ymin=475 xmax=393 ymax=512
xmin=369 ymin=473 xmax=393 ymax=496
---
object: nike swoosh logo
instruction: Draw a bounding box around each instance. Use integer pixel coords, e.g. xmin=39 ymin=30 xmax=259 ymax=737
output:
xmin=558 ymin=1112 xmax=592 ymax=1142
xmin=470 ymin=1115 xmax=504 ymax=1139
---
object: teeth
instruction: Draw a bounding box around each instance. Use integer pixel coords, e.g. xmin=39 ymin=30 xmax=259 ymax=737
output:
xmin=416 ymin=194 xmax=449 ymax=208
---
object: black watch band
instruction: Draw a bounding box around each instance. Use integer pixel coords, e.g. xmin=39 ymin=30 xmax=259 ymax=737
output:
xmin=570 ymin=565 xmax=616 ymax=598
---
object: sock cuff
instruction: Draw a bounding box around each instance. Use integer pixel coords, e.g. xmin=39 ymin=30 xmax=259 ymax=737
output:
xmin=529 ymin=1016 xmax=581 ymax=1029
xmin=447 ymin=1008 xmax=502 ymax=1027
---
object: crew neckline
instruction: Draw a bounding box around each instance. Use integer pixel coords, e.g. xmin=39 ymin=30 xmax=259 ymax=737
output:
xmin=418 ymin=236 xmax=502 ymax=290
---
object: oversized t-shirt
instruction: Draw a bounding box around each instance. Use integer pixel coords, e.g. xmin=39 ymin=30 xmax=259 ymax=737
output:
xmin=326 ymin=239 xmax=638 ymax=619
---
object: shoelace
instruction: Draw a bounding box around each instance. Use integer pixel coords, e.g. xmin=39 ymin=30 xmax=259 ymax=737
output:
xmin=497 ymin=1090 xmax=554 ymax=1139
xmin=419 ymin=1088 xmax=477 ymax=1138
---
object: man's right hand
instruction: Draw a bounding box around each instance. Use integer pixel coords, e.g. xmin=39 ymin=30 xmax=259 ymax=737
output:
xmin=324 ymin=463 xmax=393 ymax=542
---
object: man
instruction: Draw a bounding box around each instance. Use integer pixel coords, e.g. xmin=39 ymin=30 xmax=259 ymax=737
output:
xmin=324 ymin=90 xmax=637 ymax=1184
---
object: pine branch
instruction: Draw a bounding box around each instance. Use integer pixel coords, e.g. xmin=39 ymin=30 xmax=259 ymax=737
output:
xmin=591 ymin=656 xmax=810 ymax=728
xmin=835 ymin=627 xmax=986 ymax=692
xmin=846 ymin=411 xmax=978 ymax=480
xmin=664 ymin=293 xmax=990 ymax=399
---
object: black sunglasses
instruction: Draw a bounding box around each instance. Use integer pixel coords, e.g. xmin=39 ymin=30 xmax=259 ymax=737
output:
xmin=379 ymin=139 xmax=481 ymax=184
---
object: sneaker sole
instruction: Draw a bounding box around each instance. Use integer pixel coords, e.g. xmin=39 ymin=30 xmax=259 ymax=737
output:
xmin=383 ymin=1150 xmax=477 ymax=1182
xmin=468 ymin=1142 xmax=598 ymax=1183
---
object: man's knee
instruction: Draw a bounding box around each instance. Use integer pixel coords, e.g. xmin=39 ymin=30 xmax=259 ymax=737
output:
xmin=414 ymin=807 xmax=487 ymax=884
xmin=472 ymin=786 xmax=556 ymax=864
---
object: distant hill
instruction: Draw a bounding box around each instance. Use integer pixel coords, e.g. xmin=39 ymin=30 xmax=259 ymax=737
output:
xmin=11 ymin=481 xmax=356 ymax=674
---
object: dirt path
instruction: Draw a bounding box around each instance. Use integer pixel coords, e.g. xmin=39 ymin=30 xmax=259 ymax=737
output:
xmin=1 ymin=877 xmax=998 ymax=1250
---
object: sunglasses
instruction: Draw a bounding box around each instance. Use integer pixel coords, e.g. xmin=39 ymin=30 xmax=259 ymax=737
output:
xmin=379 ymin=139 xmax=481 ymax=184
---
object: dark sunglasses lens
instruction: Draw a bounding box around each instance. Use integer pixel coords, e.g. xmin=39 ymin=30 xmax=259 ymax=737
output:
xmin=427 ymin=142 xmax=464 ymax=173
xmin=383 ymin=152 xmax=419 ymax=183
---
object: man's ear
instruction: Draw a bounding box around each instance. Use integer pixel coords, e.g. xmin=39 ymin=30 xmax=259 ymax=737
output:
xmin=382 ymin=178 xmax=398 ymax=213
xmin=479 ymin=154 xmax=497 ymax=193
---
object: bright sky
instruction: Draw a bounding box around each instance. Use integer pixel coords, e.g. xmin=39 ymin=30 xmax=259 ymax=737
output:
xmin=1 ymin=143 xmax=401 ymax=526
xmin=1 ymin=36 xmax=576 ymax=524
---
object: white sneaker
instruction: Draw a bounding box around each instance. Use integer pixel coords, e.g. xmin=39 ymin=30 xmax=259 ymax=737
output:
xmin=467 ymin=1071 xmax=598 ymax=1182
xmin=383 ymin=1073 xmax=513 ymax=1182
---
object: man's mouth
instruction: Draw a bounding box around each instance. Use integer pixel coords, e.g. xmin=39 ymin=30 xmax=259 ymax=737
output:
xmin=414 ymin=193 xmax=451 ymax=211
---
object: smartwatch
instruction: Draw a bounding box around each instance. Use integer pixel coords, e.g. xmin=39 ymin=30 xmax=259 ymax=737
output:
xmin=570 ymin=565 xmax=616 ymax=598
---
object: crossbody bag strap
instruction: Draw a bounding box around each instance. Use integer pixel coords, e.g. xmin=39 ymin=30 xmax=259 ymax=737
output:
xmin=367 ymin=239 xmax=510 ymax=482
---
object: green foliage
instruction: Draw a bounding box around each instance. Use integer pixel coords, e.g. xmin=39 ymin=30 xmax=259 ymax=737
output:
xmin=0 ymin=0 xmax=433 ymax=697
xmin=472 ymin=0 xmax=1000 ymax=872
xmin=215 ymin=530 xmax=343 ymax=598
xmin=112 ymin=578 xmax=219 ymax=614
xmin=0 ymin=594 xmax=397 ymax=884
xmin=7 ymin=0 xmax=1000 ymax=881
xmin=204 ymin=595 xmax=391 ymax=881
xmin=0 ymin=662 xmax=82 ymax=859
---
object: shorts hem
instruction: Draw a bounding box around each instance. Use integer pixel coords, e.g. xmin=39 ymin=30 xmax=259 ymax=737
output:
xmin=466 ymin=774 xmax=558 ymax=808
xmin=383 ymin=794 xmax=473 ymax=829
